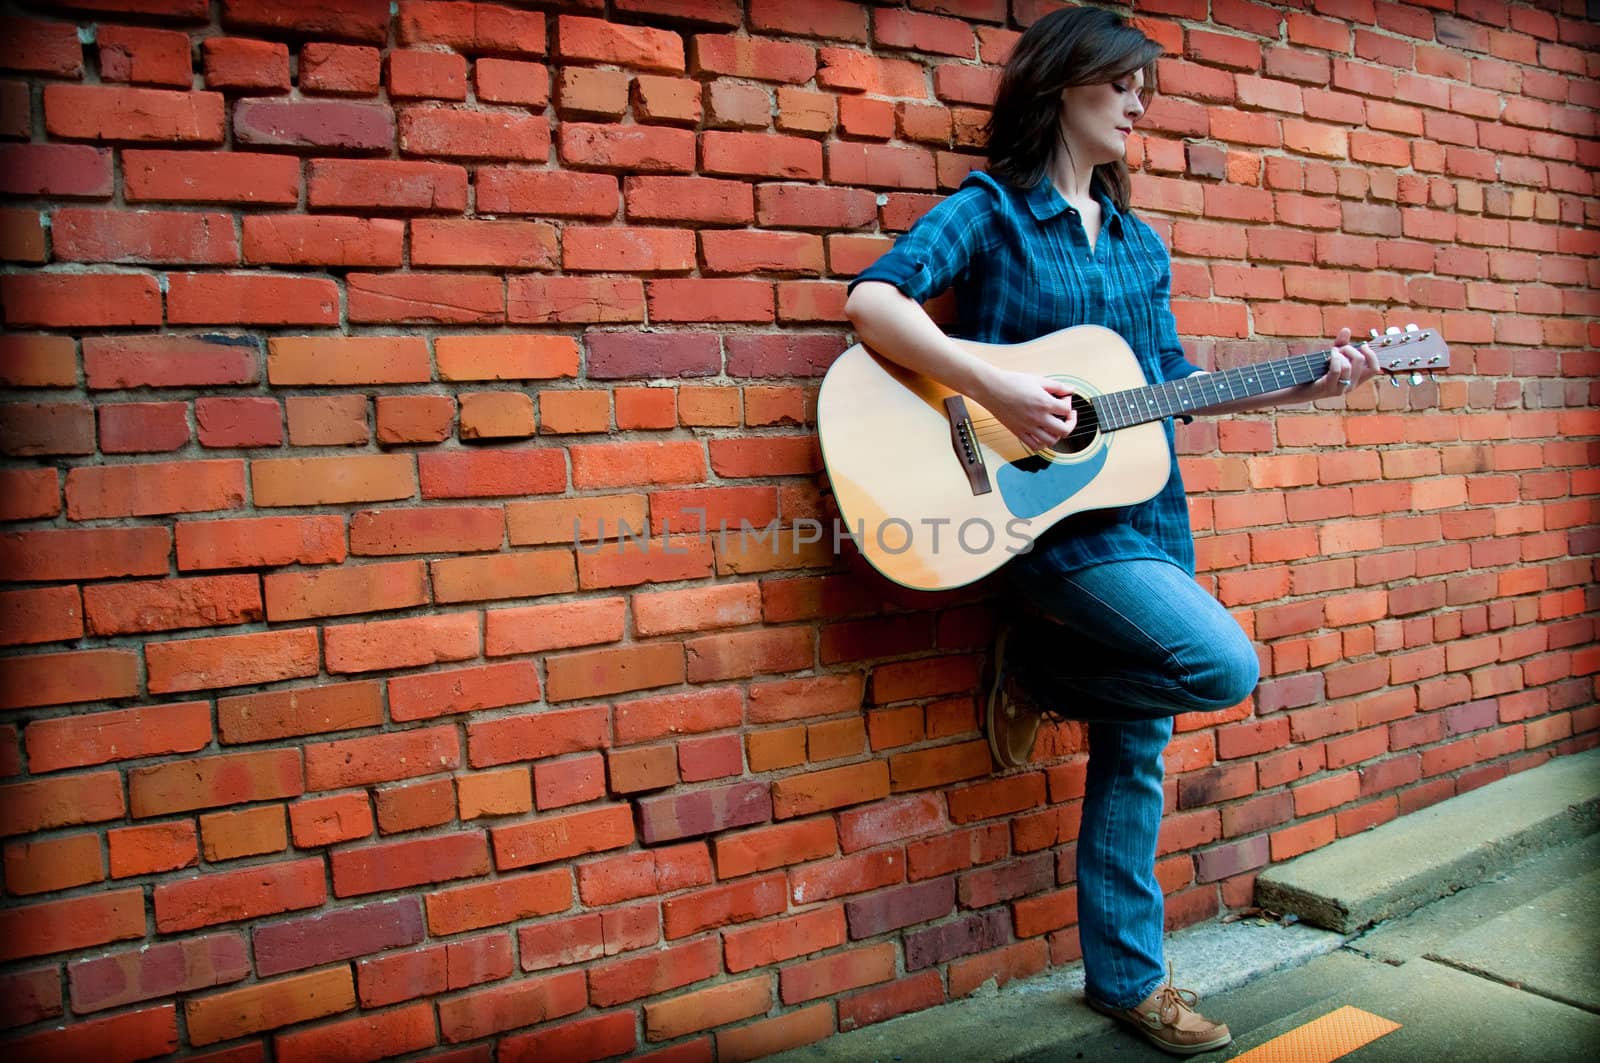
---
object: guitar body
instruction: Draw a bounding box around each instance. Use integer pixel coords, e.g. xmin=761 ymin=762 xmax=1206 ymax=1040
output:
xmin=818 ymin=324 xmax=1172 ymax=591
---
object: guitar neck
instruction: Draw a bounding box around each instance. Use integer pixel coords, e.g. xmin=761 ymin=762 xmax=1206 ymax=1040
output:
xmin=1091 ymin=349 xmax=1335 ymax=431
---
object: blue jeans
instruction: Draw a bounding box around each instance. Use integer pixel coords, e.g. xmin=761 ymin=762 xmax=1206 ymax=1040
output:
xmin=1003 ymin=556 xmax=1259 ymax=1009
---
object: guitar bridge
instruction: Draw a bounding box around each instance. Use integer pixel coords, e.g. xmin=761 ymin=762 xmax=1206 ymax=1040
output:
xmin=944 ymin=396 xmax=992 ymax=496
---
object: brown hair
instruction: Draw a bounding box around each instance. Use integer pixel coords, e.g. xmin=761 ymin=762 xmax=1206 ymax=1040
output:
xmin=984 ymin=6 xmax=1161 ymax=209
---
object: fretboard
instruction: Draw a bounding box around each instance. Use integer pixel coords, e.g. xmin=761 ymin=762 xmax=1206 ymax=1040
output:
xmin=1090 ymin=350 xmax=1335 ymax=431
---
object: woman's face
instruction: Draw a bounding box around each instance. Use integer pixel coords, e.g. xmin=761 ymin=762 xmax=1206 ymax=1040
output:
xmin=1058 ymin=69 xmax=1147 ymax=169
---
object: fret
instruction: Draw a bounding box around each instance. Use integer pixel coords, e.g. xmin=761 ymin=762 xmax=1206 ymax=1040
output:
xmin=1091 ymin=348 xmax=1337 ymax=431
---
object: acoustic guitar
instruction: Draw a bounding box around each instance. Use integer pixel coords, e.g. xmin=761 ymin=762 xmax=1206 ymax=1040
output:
xmin=817 ymin=324 xmax=1450 ymax=591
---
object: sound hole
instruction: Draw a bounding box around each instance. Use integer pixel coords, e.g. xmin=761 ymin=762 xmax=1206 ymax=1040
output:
xmin=1047 ymin=393 xmax=1099 ymax=456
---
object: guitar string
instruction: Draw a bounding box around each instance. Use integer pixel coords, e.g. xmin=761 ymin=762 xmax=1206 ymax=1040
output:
xmin=960 ymin=348 xmax=1355 ymax=450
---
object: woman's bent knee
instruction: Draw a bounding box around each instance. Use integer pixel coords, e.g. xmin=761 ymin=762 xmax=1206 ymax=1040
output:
xmin=1185 ymin=635 xmax=1260 ymax=709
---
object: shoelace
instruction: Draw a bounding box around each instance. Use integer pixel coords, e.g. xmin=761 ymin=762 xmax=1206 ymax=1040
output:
xmin=1146 ymin=970 xmax=1202 ymax=1026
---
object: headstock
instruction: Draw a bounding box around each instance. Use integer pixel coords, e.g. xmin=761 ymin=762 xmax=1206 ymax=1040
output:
xmin=1370 ymin=324 xmax=1449 ymax=386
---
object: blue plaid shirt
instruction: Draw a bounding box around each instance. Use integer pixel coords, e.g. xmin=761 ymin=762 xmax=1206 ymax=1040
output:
xmin=850 ymin=171 xmax=1205 ymax=575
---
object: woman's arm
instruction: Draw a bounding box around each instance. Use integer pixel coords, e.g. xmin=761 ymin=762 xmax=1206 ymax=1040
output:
xmin=844 ymin=280 xmax=1079 ymax=452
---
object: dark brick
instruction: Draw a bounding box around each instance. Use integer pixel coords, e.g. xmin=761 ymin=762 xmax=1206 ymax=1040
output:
xmin=903 ymin=908 xmax=1009 ymax=971
xmin=845 ymin=876 xmax=955 ymax=940
xmin=68 ymin=933 xmax=249 ymax=1014
xmin=586 ymin=331 xmax=720 ymax=380
xmin=234 ymin=99 xmax=394 ymax=152
xmin=253 ymin=896 xmax=425 ymax=976
xmin=956 ymin=852 xmax=1053 ymax=910
xmin=1193 ymin=836 xmax=1270 ymax=884
xmin=636 ymin=780 xmax=770 ymax=844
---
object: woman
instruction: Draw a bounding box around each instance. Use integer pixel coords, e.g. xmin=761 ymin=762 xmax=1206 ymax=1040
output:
xmin=843 ymin=7 xmax=1378 ymax=1057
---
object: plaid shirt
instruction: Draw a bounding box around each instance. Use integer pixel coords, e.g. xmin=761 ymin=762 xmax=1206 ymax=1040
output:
xmin=850 ymin=171 xmax=1205 ymax=575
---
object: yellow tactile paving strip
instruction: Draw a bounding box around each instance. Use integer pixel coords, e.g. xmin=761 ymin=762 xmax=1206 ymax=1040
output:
xmin=1228 ymin=1005 xmax=1402 ymax=1063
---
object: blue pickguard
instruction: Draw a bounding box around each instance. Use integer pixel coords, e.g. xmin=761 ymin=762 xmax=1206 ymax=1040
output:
xmin=995 ymin=439 xmax=1111 ymax=518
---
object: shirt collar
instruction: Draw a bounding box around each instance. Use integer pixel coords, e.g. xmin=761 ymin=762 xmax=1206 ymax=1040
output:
xmin=1025 ymin=177 xmax=1126 ymax=235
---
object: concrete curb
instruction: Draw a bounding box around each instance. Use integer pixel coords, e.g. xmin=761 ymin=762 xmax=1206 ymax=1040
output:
xmin=1256 ymin=746 xmax=1600 ymax=934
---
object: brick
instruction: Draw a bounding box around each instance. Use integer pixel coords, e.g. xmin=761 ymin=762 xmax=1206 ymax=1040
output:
xmin=0 ymin=144 xmax=113 ymax=198
xmin=632 ymin=73 xmax=702 ymax=124
xmin=307 ymin=158 xmax=469 ymax=211
xmin=0 ymin=967 xmax=62 ymax=1030
xmin=53 ymin=207 xmax=238 ymax=265
xmin=559 ymin=122 xmax=696 ymax=171
xmin=85 ymin=334 xmax=259 ymax=390
xmin=466 ymin=705 xmax=609 ymax=768
xmin=288 ymin=793 xmax=374 ymax=849
xmin=145 ymin=627 xmax=319 ymax=694
xmin=0 ymin=648 xmax=139 ymax=710
xmin=713 ymin=816 xmax=835 ymax=878
xmin=2 ymin=832 xmax=104 ymax=895
xmin=305 ymin=725 xmax=460 ymax=791
xmin=0 ymin=15 xmax=83 ymax=76
xmin=253 ymin=897 xmax=425 ymax=977
xmin=263 ymin=559 xmax=423 ymax=622
xmin=174 ymin=516 xmax=339 ymax=572
xmin=845 ymin=875 xmax=955 ymax=939
xmin=491 ymin=804 xmax=635 ymax=869
xmin=636 ymin=780 xmax=772 ymax=845
xmin=300 ymin=43 xmax=381 ymax=95
xmin=200 ymin=804 xmax=287 ymax=861
xmin=2 ymin=272 xmax=161 ymax=328
xmin=0 ymin=586 xmax=83 ymax=647
xmin=477 ymin=168 xmax=616 ymax=216
xmin=398 ymin=1 xmax=548 ymax=54
xmin=546 ymin=642 xmax=686 ymax=701
xmin=184 ymin=966 xmax=356 ymax=1047
xmin=108 ymin=821 xmax=199 ymax=878
xmin=0 ymin=334 xmax=76 ymax=389
xmin=85 ymin=574 xmax=261 ymax=636
xmin=45 ymin=84 xmax=223 ymax=143
xmin=223 ymin=0 xmax=390 ymax=41
xmin=203 ymin=37 xmax=290 ymax=91
xmin=388 ymin=660 xmax=538 ymax=723
xmin=557 ymin=14 xmax=683 ymax=71
xmin=153 ymin=857 xmax=324 ymax=933
xmin=773 ymin=761 xmax=891 ymax=819
xmin=131 ymin=748 xmax=303 ymax=817
xmin=500 ymin=1010 xmax=638 ymax=1063
xmin=98 ymin=401 xmax=190 ymax=454
xmin=0 ymin=400 xmax=94 ymax=457
xmin=68 ymin=934 xmax=247 ymax=1016
xmin=26 ymin=700 xmax=211 ymax=773
xmin=0 ymin=888 xmax=142 ymax=962
xmin=332 ymin=831 xmax=490 ymax=897
xmin=67 ymin=458 xmax=245 ymax=520
xmin=389 ymin=49 xmax=468 ymax=100
xmin=646 ymin=976 xmax=770 ymax=1041
xmin=7 ymin=1004 xmax=179 ymax=1063
xmin=614 ymin=686 xmax=744 ymax=745
xmin=398 ymin=105 xmax=548 ymax=161
xmin=437 ymin=971 xmax=586 ymax=1043
xmin=724 ymin=907 xmax=845 ymax=972
xmin=477 ymin=57 xmax=550 ymax=106
xmin=692 ymin=32 xmax=818 ymax=83
xmin=274 ymin=1002 xmax=437 ymax=1063
xmin=167 ymin=272 xmax=338 ymax=326
xmin=253 ymin=454 xmax=415 ymax=507
xmin=246 ymin=214 xmax=406 ymax=267
xmin=838 ymin=969 xmax=943 ymax=1031
xmin=588 ymin=936 xmax=719 ymax=1008
xmin=125 ymin=148 xmax=299 ymax=204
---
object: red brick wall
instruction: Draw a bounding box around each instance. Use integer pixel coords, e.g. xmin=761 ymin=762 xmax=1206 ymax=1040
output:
xmin=0 ymin=0 xmax=1596 ymax=1059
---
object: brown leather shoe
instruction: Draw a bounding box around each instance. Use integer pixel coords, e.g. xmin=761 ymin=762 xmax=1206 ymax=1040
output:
xmin=1089 ymin=973 xmax=1233 ymax=1056
xmin=984 ymin=625 xmax=1044 ymax=769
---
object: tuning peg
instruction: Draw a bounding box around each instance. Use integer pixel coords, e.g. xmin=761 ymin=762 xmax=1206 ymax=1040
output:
xmin=1409 ymin=371 xmax=1425 ymax=386
xmin=1390 ymin=375 xmax=1402 ymax=388
xmin=1385 ymin=326 xmax=1402 ymax=335
xmin=1405 ymin=323 xmax=1419 ymax=331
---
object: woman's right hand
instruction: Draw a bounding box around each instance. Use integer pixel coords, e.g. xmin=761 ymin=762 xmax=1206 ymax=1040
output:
xmin=975 ymin=368 xmax=1078 ymax=452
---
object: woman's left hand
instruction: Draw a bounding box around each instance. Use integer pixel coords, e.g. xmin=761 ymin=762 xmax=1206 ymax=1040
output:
xmin=1304 ymin=327 xmax=1380 ymax=400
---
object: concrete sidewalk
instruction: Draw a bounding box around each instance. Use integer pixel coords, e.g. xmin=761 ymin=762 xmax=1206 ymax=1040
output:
xmin=769 ymin=746 xmax=1600 ymax=1063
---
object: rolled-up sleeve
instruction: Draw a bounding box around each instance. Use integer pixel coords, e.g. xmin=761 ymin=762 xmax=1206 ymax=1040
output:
xmin=847 ymin=185 xmax=992 ymax=304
